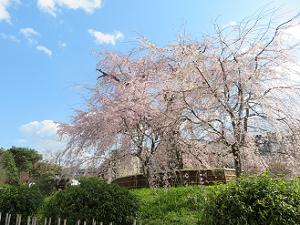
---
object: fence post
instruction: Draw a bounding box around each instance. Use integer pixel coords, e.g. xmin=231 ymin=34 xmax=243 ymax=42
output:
xmin=4 ymin=213 xmax=7 ymax=225
xmin=57 ymin=218 xmax=61 ymax=225
xmin=31 ymin=217 xmax=36 ymax=225
xmin=6 ymin=214 xmax=11 ymax=225
xmin=5 ymin=213 xmax=8 ymax=225
xmin=9 ymin=214 xmax=11 ymax=225
xmin=63 ymin=219 xmax=67 ymax=225
xmin=133 ymin=219 xmax=136 ymax=225
xmin=0 ymin=212 xmax=2 ymax=225
xmin=99 ymin=222 xmax=103 ymax=225
xmin=34 ymin=217 xmax=38 ymax=225
xmin=48 ymin=217 xmax=52 ymax=225
xmin=27 ymin=216 xmax=31 ymax=225
xmin=77 ymin=219 xmax=80 ymax=225
xmin=18 ymin=215 xmax=22 ymax=225
xmin=15 ymin=214 xmax=19 ymax=225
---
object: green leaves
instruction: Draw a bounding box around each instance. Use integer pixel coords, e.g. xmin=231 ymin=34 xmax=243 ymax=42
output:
xmin=200 ymin=175 xmax=300 ymax=225
xmin=0 ymin=185 xmax=43 ymax=216
xmin=0 ymin=150 xmax=19 ymax=184
xmin=0 ymin=147 xmax=42 ymax=184
xmin=133 ymin=186 xmax=204 ymax=224
xmin=41 ymin=177 xmax=138 ymax=225
xmin=8 ymin=147 xmax=42 ymax=174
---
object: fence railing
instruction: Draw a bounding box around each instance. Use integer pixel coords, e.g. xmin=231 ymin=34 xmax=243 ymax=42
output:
xmin=112 ymin=168 xmax=236 ymax=188
xmin=0 ymin=213 xmax=138 ymax=225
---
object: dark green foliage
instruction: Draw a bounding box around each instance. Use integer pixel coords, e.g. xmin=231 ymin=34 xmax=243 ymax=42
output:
xmin=31 ymin=161 xmax=61 ymax=195
xmin=133 ymin=186 xmax=205 ymax=225
xmin=8 ymin=147 xmax=42 ymax=174
xmin=0 ymin=185 xmax=43 ymax=216
xmin=41 ymin=177 xmax=138 ymax=225
xmin=0 ymin=147 xmax=59 ymax=187
xmin=133 ymin=176 xmax=300 ymax=225
xmin=0 ymin=147 xmax=43 ymax=185
xmin=0 ymin=151 xmax=19 ymax=184
xmin=200 ymin=175 xmax=300 ymax=225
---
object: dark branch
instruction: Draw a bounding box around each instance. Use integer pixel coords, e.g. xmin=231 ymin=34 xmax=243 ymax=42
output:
xmin=97 ymin=69 xmax=121 ymax=82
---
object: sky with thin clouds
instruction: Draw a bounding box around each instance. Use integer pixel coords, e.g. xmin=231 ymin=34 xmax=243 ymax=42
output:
xmin=0 ymin=0 xmax=299 ymax=156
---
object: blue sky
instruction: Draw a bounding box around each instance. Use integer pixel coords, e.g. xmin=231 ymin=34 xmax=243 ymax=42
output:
xmin=0 ymin=0 xmax=299 ymax=156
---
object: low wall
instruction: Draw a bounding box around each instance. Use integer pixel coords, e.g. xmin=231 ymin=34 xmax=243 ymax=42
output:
xmin=112 ymin=168 xmax=236 ymax=189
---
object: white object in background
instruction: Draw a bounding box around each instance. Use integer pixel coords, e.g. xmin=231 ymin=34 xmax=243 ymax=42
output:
xmin=70 ymin=179 xmax=80 ymax=186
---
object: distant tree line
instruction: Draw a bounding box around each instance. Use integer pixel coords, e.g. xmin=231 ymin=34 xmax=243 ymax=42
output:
xmin=0 ymin=147 xmax=61 ymax=194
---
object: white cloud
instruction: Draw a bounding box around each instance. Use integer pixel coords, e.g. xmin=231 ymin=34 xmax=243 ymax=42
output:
xmin=37 ymin=0 xmax=102 ymax=17
xmin=0 ymin=0 xmax=13 ymax=23
xmin=0 ymin=32 xmax=20 ymax=43
xmin=20 ymin=120 xmax=59 ymax=140
xmin=36 ymin=45 xmax=52 ymax=56
xmin=280 ymin=24 xmax=300 ymax=45
xmin=88 ymin=29 xmax=124 ymax=45
xmin=20 ymin=27 xmax=40 ymax=44
xmin=272 ymin=61 xmax=300 ymax=84
xmin=19 ymin=120 xmax=66 ymax=156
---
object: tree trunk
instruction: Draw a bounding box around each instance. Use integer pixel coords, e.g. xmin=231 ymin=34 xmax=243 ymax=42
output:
xmin=174 ymin=146 xmax=184 ymax=170
xmin=139 ymin=155 xmax=155 ymax=187
xmin=163 ymin=129 xmax=184 ymax=171
xmin=232 ymin=144 xmax=242 ymax=177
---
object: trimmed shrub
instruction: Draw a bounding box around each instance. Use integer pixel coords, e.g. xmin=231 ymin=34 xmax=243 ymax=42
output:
xmin=40 ymin=177 xmax=138 ymax=225
xmin=200 ymin=175 xmax=300 ymax=225
xmin=0 ymin=185 xmax=43 ymax=215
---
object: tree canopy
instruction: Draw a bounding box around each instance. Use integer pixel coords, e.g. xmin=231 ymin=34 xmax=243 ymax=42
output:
xmin=59 ymin=11 xmax=300 ymax=180
xmin=0 ymin=147 xmax=61 ymax=187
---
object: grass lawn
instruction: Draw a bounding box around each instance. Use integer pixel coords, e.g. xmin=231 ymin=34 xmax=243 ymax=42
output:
xmin=132 ymin=185 xmax=207 ymax=225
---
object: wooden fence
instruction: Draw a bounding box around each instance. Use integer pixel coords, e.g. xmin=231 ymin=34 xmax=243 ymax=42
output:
xmin=112 ymin=168 xmax=236 ymax=189
xmin=0 ymin=213 xmax=138 ymax=225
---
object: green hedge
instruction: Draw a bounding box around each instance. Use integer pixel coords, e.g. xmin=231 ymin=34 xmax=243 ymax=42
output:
xmin=40 ymin=177 xmax=138 ymax=225
xmin=199 ymin=175 xmax=300 ymax=225
xmin=133 ymin=176 xmax=300 ymax=225
xmin=0 ymin=185 xmax=43 ymax=216
xmin=1 ymin=175 xmax=299 ymax=225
